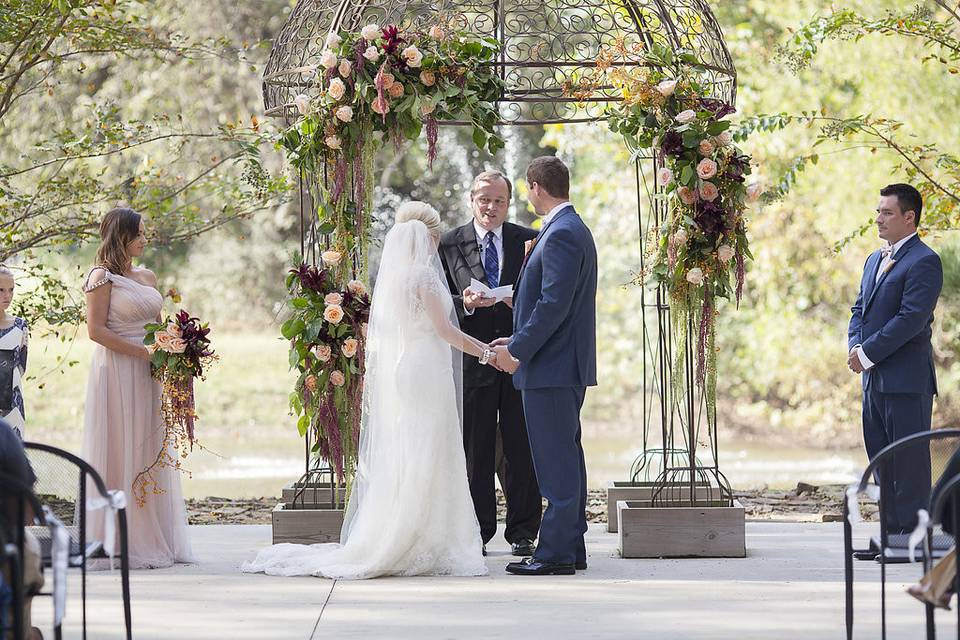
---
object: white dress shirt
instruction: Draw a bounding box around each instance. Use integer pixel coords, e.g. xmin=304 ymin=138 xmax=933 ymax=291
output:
xmin=854 ymin=231 xmax=918 ymax=370
xmin=540 ymin=201 xmax=572 ymax=228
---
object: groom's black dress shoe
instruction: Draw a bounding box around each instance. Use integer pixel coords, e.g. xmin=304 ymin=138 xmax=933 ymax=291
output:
xmin=511 ymin=539 xmax=535 ymax=557
xmin=506 ymin=557 xmax=575 ymax=576
xmin=482 ymin=544 xmax=487 ymax=557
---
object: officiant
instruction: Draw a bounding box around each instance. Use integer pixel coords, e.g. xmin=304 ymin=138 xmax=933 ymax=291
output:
xmin=439 ymin=170 xmax=542 ymax=556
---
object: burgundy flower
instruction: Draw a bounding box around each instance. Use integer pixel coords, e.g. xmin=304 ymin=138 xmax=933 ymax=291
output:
xmin=694 ymin=200 xmax=728 ymax=237
xmin=698 ymin=98 xmax=736 ymax=120
xmin=660 ymin=130 xmax=684 ymax=158
xmin=725 ymin=154 xmax=750 ymax=183
xmin=290 ymin=263 xmax=326 ymax=293
xmin=381 ymin=26 xmax=403 ymax=55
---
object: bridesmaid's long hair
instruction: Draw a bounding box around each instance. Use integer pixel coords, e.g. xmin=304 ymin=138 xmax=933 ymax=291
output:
xmin=96 ymin=208 xmax=141 ymax=275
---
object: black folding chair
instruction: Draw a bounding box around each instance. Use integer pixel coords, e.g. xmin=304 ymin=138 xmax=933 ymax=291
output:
xmin=1 ymin=470 xmax=48 ymax=640
xmin=844 ymin=428 xmax=960 ymax=640
xmin=919 ymin=471 xmax=960 ymax=640
xmin=1 ymin=534 xmax=25 ymax=640
xmin=23 ymin=442 xmax=132 ymax=640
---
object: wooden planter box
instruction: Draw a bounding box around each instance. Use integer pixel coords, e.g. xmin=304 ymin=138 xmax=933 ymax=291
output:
xmin=617 ymin=499 xmax=746 ymax=558
xmin=271 ymin=502 xmax=344 ymax=545
xmin=280 ymin=481 xmax=347 ymax=508
xmin=605 ymin=481 xmax=712 ymax=533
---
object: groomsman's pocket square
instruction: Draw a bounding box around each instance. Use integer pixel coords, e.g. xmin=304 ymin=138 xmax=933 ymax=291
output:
xmin=524 ymin=239 xmax=536 ymax=257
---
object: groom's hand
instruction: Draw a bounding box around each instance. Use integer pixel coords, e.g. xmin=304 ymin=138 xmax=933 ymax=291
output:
xmin=463 ymin=287 xmax=495 ymax=311
xmin=488 ymin=337 xmax=511 ymax=347
xmin=493 ymin=345 xmax=520 ymax=374
xmin=848 ymin=348 xmax=864 ymax=374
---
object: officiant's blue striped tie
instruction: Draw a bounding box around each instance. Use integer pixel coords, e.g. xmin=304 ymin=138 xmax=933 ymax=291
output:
xmin=483 ymin=231 xmax=499 ymax=288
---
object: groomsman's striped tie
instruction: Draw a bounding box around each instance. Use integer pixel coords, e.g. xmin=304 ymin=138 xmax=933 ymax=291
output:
xmin=483 ymin=231 xmax=499 ymax=288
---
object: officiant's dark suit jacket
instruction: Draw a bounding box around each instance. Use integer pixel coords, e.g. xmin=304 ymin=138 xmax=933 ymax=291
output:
xmin=438 ymin=220 xmax=541 ymax=545
xmin=848 ymin=233 xmax=942 ymax=532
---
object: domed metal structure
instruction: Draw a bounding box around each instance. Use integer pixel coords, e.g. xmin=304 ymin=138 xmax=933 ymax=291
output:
xmin=262 ymin=0 xmax=736 ymax=124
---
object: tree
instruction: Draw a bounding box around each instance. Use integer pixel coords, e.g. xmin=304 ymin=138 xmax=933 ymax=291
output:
xmin=0 ymin=0 xmax=289 ymax=325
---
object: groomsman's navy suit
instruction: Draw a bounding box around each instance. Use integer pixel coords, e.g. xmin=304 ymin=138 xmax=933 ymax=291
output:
xmin=509 ymin=204 xmax=597 ymax=565
xmin=848 ymin=233 xmax=942 ymax=532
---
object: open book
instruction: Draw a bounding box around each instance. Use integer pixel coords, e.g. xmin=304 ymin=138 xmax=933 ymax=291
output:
xmin=469 ymin=277 xmax=513 ymax=303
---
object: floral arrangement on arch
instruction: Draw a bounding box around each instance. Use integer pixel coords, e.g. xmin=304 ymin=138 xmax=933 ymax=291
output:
xmin=138 ymin=311 xmax=216 ymax=506
xmin=282 ymin=250 xmax=371 ymax=484
xmin=279 ymin=20 xmax=506 ymax=274
xmin=568 ymin=42 xmax=760 ymax=423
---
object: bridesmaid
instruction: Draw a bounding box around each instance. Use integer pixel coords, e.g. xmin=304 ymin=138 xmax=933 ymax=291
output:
xmin=82 ymin=208 xmax=194 ymax=569
xmin=0 ymin=265 xmax=29 ymax=439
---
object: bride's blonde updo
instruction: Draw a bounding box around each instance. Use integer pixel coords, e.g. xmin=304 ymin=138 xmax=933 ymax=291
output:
xmin=395 ymin=201 xmax=441 ymax=237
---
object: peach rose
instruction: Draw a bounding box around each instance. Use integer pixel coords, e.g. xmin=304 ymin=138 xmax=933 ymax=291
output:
xmin=146 ymin=341 xmax=160 ymax=354
xmin=315 ymin=344 xmax=332 ymax=362
xmin=717 ymin=244 xmax=735 ymax=263
xmin=699 ymin=181 xmax=719 ymax=202
xmin=656 ymin=167 xmax=673 ymax=185
xmin=379 ymin=72 xmax=395 ymax=90
xmin=168 ymin=337 xmax=187 ymax=354
xmin=320 ymin=50 xmax=337 ymax=70
xmin=429 ymin=25 xmax=445 ymax=39
xmin=347 ymin=280 xmax=367 ymax=296
xmin=419 ymin=70 xmax=436 ymax=87
xmin=363 ymin=46 xmax=380 ymax=62
xmin=698 ymin=140 xmax=715 ymax=156
xmin=154 ymin=330 xmax=173 ymax=352
xmin=387 ymin=82 xmax=404 ymax=99
xmin=696 ymin=158 xmax=718 ymax=180
xmin=166 ymin=322 xmax=182 ymax=338
xmin=321 ymin=250 xmax=342 ymax=266
xmin=328 ymin=78 xmax=346 ymax=101
xmin=338 ymin=59 xmax=352 ymax=78
xmin=686 ymin=268 xmax=705 ymax=286
xmin=342 ymin=338 xmax=359 ymax=358
xmin=334 ymin=106 xmax=353 ymax=122
xmin=324 ymin=292 xmax=343 ymax=306
xmin=324 ymin=304 xmax=344 ymax=324
xmin=305 ymin=375 xmax=318 ymax=391
xmin=330 ymin=370 xmax=346 ymax=387
xmin=372 ymin=96 xmax=390 ymax=115
xmin=675 ymin=109 xmax=696 ymax=124
xmin=325 ymin=135 xmax=341 ymax=150
xmin=677 ymin=186 xmax=698 ymax=205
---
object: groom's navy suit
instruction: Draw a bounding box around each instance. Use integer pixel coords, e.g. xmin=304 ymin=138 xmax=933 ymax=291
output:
xmin=848 ymin=233 xmax=942 ymax=532
xmin=509 ymin=205 xmax=597 ymax=565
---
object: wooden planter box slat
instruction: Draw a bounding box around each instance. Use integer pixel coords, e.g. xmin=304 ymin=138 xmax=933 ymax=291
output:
xmin=271 ymin=502 xmax=344 ymax=545
xmin=617 ymin=499 xmax=746 ymax=558
xmin=605 ymin=481 xmax=713 ymax=533
xmin=280 ymin=481 xmax=347 ymax=508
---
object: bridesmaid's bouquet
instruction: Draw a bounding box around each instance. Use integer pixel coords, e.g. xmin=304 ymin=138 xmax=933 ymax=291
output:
xmin=135 ymin=311 xmax=216 ymax=505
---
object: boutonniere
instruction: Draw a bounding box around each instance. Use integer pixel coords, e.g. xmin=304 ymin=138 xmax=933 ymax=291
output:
xmin=524 ymin=238 xmax=537 ymax=258
xmin=881 ymin=258 xmax=897 ymax=275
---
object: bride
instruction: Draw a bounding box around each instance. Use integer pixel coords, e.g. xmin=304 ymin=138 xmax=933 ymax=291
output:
xmin=243 ymin=202 xmax=499 ymax=579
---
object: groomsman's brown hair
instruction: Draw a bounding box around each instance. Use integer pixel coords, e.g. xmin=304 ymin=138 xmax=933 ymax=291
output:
xmin=526 ymin=156 xmax=570 ymax=199
xmin=880 ymin=183 xmax=923 ymax=227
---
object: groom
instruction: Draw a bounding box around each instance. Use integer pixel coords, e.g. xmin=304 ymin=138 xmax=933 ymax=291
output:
xmin=848 ymin=183 xmax=942 ymax=534
xmin=493 ymin=156 xmax=597 ymax=576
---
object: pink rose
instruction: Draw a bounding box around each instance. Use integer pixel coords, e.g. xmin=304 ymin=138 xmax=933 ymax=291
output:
xmin=324 ymin=292 xmax=343 ymax=306
xmin=363 ymin=46 xmax=380 ymax=63
xmin=677 ymin=186 xmax=698 ymax=205
xmin=717 ymin=245 xmax=735 ymax=263
xmin=166 ymin=322 xmax=182 ymax=338
xmin=334 ymin=106 xmax=353 ymax=122
xmin=698 ymin=140 xmax=715 ymax=156
xmin=342 ymin=338 xmax=359 ymax=358
xmin=657 ymin=167 xmax=673 ymax=185
xmin=699 ymin=181 xmax=719 ymax=202
xmin=686 ymin=268 xmax=705 ymax=286
xmin=330 ymin=370 xmax=346 ymax=387
xmin=387 ymin=82 xmax=404 ymax=99
xmin=420 ymin=101 xmax=435 ymax=116
xmin=429 ymin=25 xmax=445 ymax=39
xmin=347 ymin=280 xmax=367 ymax=296
xmin=696 ymin=158 xmax=718 ymax=180
xmin=338 ymin=59 xmax=352 ymax=78
xmin=675 ymin=109 xmax=696 ymax=124
xmin=315 ymin=344 xmax=332 ymax=362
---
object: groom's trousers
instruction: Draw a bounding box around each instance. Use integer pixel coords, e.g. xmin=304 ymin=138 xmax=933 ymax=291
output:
xmin=463 ymin=372 xmax=542 ymax=544
xmin=521 ymin=386 xmax=588 ymax=565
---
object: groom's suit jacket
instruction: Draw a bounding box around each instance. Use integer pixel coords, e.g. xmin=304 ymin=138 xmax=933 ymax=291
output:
xmin=847 ymin=233 xmax=942 ymax=394
xmin=509 ymin=205 xmax=597 ymax=390
xmin=439 ymin=221 xmax=537 ymax=387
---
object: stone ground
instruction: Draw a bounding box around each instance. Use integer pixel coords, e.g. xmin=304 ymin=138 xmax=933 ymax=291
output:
xmin=30 ymin=522 xmax=947 ymax=639
xmin=185 ymin=483 xmax=869 ymax=525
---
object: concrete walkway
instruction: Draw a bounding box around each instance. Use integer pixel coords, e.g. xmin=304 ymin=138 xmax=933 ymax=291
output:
xmin=31 ymin=523 xmax=952 ymax=639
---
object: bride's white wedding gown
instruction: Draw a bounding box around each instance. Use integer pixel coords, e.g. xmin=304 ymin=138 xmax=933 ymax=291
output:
xmin=243 ymin=219 xmax=487 ymax=579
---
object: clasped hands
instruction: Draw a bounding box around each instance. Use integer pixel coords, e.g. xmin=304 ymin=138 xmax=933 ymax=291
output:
xmin=847 ymin=347 xmax=864 ymax=374
xmin=482 ymin=337 xmax=520 ymax=374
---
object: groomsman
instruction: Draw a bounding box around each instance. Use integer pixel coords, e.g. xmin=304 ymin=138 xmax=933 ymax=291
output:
xmin=848 ymin=183 xmax=943 ymax=534
xmin=438 ymin=170 xmax=542 ymax=556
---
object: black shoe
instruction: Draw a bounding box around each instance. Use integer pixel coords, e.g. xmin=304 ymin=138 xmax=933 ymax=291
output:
xmin=575 ymin=560 xmax=587 ymax=571
xmin=506 ymin=557 xmax=576 ymax=576
xmin=482 ymin=544 xmax=487 ymax=557
xmin=511 ymin=539 xmax=535 ymax=557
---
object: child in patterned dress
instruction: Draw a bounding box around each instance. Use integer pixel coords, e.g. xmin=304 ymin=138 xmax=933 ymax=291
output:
xmin=0 ymin=265 xmax=29 ymax=438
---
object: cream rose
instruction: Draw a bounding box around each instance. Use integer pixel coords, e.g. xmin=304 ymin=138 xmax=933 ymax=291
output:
xmin=699 ymin=181 xmax=719 ymax=202
xmin=675 ymin=109 xmax=696 ymax=124
xmin=334 ymin=106 xmax=353 ymax=122
xmin=342 ymin=338 xmax=359 ymax=358
xmin=402 ymin=45 xmax=423 ymax=68
xmin=330 ymin=370 xmax=346 ymax=387
xmin=419 ymin=70 xmax=436 ymax=87
xmin=168 ymin=337 xmax=187 ymax=354
xmin=324 ymin=304 xmax=345 ymax=325
xmin=328 ymin=78 xmax=346 ymax=101
xmin=321 ymin=250 xmax=342 ymax=266
xmin=656 ymin=167 xmax=673 ymax=185
xmin=324 ymin=292 xmax=343 ymax=306
xmin=293 ymin=94 xmax=311 ymax=115
xmin=360 ymin=24 xmax=381 ymax=41
xmin=347 ymin=279 xmax=367 ymax=296
xmin=315 ymin=344 xmax=332 ymax=362
xmin=656 ymin=79 xmax=677 ymax=97
xmin=696 ymin=158 xmax=718 ymax=180
xmin=320 ymin=50 xmax=337 ymax=70
xmin=325 ymin=33 xmax=342 ymax=49
xmin=677 ymin=186 xmax=698 ymax=205
xmin=154 ymin=330 xmax=174 ymax=352
xmin=686 ymin=268 xmax=705 ymax=286
xmin=717 ymin=244 xmax=735 ymax=263
xmin=387 ymin=82 xmax=404 ymax=99
xmin=363 ymin=45 xmax=380 ymax=62
xmin=325 ymin=135 xmax=341 ymax=150
xmin=338 ymin=59 xmax=352 ymax=78
xmin=698 ymin=140 xmax=715 ymax=156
